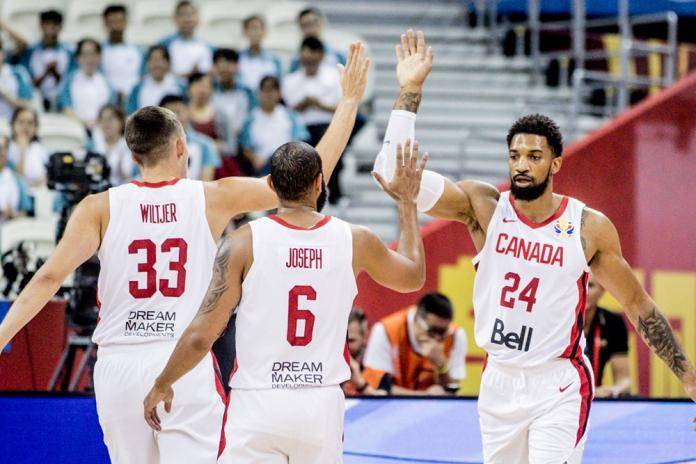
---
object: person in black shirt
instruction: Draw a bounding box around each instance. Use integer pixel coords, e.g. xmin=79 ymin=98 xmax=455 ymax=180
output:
xmin=584 ymin=273 xmax=632 ymax=397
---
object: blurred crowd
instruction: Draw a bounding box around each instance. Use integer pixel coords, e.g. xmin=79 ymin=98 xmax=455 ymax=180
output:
xmin=0 ymin=2 xmax=361 ymax=221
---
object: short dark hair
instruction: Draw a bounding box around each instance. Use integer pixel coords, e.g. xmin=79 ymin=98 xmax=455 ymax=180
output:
xmin=159 ymin=94 xmax=187 ymax=107
xmin=298 ymin=7 xmax=322 ymax=21
xmin=76 ymin=38 xmax=101 ymax=56
xmin=270 ymin=142 xmax=323 ymax=202
xmin=213 ymin=48 xmax=239 ymax=63
xmin=175 ymin=0 xmax=194 ymax=14
xmin=103 ymin=4 xmax=127 ymax=18
xmin=301 ymin=36 xmax=324 ymax=53
xmin=187 ymin=72 xmax=208 ymax=87
xmin=146 ymin=44 xmax=170 ymax=62
xmin=40 ymin=10 xmax=63 ymax=24
xmin=259 ymin=75 xmax=280 ymax=91
xmin=98 ymin=104 xmax=126 ymax=135
xmin=507 ymin=114 xmax=564 ymax=158
xmin=349 ymin=307 xmax=368 ymax=328
xmin=125 ymin=106 xmax=182 ymax=167
xmin=243 ymin=14 xmax=264 ymax=29
xmin=417 ymin=293 xmax=453 ymax=320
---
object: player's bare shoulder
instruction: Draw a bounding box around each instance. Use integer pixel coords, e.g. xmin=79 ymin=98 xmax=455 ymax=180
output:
xmin=580 ymin=206 xmax=620 ymax=265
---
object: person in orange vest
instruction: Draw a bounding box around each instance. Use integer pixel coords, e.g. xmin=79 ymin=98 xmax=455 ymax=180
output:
xmin=363 ymin=293 xmax=467 ymax=395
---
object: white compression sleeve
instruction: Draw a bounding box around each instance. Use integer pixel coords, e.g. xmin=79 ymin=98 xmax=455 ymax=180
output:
xmin=373 ymin=110 xmax=445 ymax=212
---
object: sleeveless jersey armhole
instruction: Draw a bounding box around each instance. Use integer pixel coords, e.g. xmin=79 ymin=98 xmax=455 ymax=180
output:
xmin=472 ymin=193 xmax=506 ymax=267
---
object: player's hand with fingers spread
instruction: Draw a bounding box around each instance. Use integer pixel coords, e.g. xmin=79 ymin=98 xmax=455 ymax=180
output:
xmin=372 ymin=139 xmax=428 ymax=205
xmin=396 ymin=30 xmax=433 ymax=90
xmin=338 ymin=41 xmax=371 ymax=103
xmin=143 ymin=380 xmax=174 ymax=432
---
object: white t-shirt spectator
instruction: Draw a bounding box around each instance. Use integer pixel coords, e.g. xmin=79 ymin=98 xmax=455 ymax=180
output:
xmin=212 ymin=81 xmax=255 ymax=156
xmin=0 ymin=166 xmax=31 ymax=216
xmin=56 ymin=70 xmax=115 ymax=123
xmin=363 ymin=307 xmax=468 ymax=381
xmin=126 ymin=73 xmax=186 ymax=114
xmin=159 ymin=34 xmax=213 ymax=76
xmin=237 ymin=49 xmax=282 ymax=92
xmin=101 ymin=41 xmax=144 ymax=96
xmin=282 ymin=64 xmax=341 ymax=126
xmin=7 ymin=141 xmax=49 ymax=185
xmin=91 ymin=128 xmax=136 ymax=186
xmin=239 ymin=106 xmax=309 ymax=163
xmin=0 ymin=64 xmax=34 ymax=119
xmin=20 ymin=41 xmax=74 ymax=104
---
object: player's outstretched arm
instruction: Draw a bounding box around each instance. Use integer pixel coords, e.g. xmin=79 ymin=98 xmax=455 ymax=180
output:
xmin=585 ymin=209 xmax=696 ymax=407
xmin=206 ymin=42 xmax=370 ymax=225
xmin=143 ymin=228 xmax=249 ymax=431
xmin=353 ymin=140 xmax=427 ymax=293
xmin=0 ymin=193 xmax=104 ymax=351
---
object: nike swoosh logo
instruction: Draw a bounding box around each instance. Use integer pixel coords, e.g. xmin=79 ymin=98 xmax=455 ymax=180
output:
xmin=502 ymin=218 xmax=517 ymax=223
xmin=559 ymin=382 xmax=573 ymax=393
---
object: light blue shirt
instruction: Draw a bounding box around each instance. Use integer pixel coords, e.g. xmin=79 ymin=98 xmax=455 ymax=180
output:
xmin=186 ymin=129 xmax=221 ymax=180
xmin=101 ymin=40 xmax=145 ymax=96
xmin=126 ymin=73 xmax=186 ymax=114
xmin=56 ymin=69 xmax=116 ymax=122
xmin=159 ymin=33 xmax=214 ymax=76
xmin=239 ymin=105 xmax=309 ymax=162
xmin=212 ymin=80 xmax=256 ymax=156
xmin=19 ymin=41 xmax=75 ymax=104
xmin=238 ymin=48 xmax=283 ymax=91
xmin=0 ymin=64 xmax=34 ymax=119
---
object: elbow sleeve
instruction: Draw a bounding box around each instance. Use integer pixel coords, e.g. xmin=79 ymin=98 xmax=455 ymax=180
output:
xmin=373 ymin=110 xmax=416 ymax=181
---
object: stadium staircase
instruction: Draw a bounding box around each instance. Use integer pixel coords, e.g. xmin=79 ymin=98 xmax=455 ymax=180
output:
xmin=315 ymin=0 xmax=606 ymax=240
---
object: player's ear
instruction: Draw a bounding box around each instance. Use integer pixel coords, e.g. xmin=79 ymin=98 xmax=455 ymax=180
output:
xmin=175 ymin=137 xmax=186 ymax=159
xmin=550 ymin=154 xmax=562 ymax=175
xmin=314 ymin=173 xmax=323 ymax=192
xmin=267 ymin=175 xmax=277 ymax=193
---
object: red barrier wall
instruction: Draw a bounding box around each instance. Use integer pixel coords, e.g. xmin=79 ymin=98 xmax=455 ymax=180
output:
xmin=356 ymin=71 xmax=696 ymax=397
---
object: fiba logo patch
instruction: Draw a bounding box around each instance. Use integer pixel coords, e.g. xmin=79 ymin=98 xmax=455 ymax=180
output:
xmin=553 ymin=218 xmax=575 ymax=237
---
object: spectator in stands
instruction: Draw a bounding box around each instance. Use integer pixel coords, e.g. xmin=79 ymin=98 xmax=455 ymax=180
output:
xmin=282 ymin=37 xmax=343 ymax=202
xmin=57 ymin=38 xmax=115 ymax=129
xmin=101 ymin=4 xmax=143 ymax=106
xmin=0 ymin=136 xmax=32 ymax=221
xmin=91 ymin=104 xmax=136 ymax=186
xmin=7 ymin=108 xmax=48 ymax=187
xmin=127 ymin=45 xmax=185 ymax=114
xmin=289 ymin=7 xmax=346 ymax=72
xmin=238 ymin=15 xmax=282 ymax=92
xmin=159 ymin=1 xmax=213 ymax=77
xmin=584 ymin=273 xmax=632 ymax=397
xmin=344 ymin=308 xmax=386 ymax=396
xmin=188 ymin=72 xmax=230 ymax=154
xmin=0 ymin=38 xmax=34 ymax=121
xmin=363 ymin=293 xmax=468 ymax=396
xmin=212 ymin=48 xmax=255 ymax=157
xmin=17 ymin=10 xmax=74 ymax=109
xmin=159 ymin=94 xmax=219 ymax=181
xmin=239 ymin=76 xmax=308 ymax=175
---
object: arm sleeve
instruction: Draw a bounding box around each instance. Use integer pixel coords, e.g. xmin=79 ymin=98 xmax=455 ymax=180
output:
xmin=373 ymin=110 xmax=445 ymax=211
xmin=362 ymin=322 xmax=394 ymax=374
xmin=448 ymin=327 xmax=468 ymax=380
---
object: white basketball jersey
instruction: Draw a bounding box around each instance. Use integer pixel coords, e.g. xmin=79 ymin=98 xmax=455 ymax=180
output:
xmin=472 ymin=192 xmax=589 ymax=368
xmin=93 ymin=179 xmax=217 ymax=346
xmin=230 ymin=215 xmax=357 ymax=390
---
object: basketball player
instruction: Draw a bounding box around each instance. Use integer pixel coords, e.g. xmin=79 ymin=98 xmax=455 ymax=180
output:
xmin=0 ymin=43 xmax=370 ymax=463
xmin=143 ymin=139 xmax=428 ymax=463
xmin=373 ymin=30 xmax=696 ymax=463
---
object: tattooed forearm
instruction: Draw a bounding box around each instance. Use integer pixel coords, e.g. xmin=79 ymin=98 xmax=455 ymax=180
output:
xmin=638 ymin=307 xmax=690 ymax=379
xmin=394 ymin=90 xmax=422 ymax=112
xmin=198 ymin=236 xmax=232 ymax=315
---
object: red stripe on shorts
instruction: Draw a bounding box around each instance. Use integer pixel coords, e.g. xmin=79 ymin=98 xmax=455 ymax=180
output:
xmin=210 ymin=352 xmax=229 ymax=459
xmin=570 ymin=356 xmax=593 ymax=445
xmin=561 ymin=272 xmax=589 ymax=359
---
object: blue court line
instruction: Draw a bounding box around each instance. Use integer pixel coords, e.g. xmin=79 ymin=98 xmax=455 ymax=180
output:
xmin=652 ymin=458 xmax=696 ymax=464
xmin=343 ymin=451 xmax=481 ymax=464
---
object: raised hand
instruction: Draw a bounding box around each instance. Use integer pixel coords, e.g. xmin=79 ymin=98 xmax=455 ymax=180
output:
xmin=396 ymin=30 xmax=433 ymax=89
xmin=373 ymin=139 xmax=428 ymax=204
xmin=338 ymin=42 xmax=371 ymax=103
